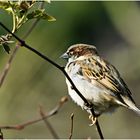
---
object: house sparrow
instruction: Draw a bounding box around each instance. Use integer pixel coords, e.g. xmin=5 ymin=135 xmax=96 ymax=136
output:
xmin=61 ymin=44 xmax=140 ymax=125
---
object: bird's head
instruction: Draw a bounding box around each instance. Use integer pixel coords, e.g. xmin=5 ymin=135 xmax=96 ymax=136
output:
xmin=61 ymin=44 xmax=98 ymax=62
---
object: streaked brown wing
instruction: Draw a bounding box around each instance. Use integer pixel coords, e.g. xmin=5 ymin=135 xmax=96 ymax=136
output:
xmin=77 ymin=57 xmax=135 ymax=105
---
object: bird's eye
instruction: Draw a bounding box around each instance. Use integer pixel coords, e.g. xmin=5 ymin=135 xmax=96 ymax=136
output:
xmin=68 ymin=51 xmax=73 ymax=56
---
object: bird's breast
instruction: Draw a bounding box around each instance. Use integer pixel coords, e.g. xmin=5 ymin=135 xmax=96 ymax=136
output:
xmin=65 ymin=63 xmax=104 ymax=107
xmin=65 ymin=61 xmax=119 ymax=115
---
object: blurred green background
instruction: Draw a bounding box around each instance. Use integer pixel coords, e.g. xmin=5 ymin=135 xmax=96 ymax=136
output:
xmin=0 ymin=1 xmax=140 ymax=139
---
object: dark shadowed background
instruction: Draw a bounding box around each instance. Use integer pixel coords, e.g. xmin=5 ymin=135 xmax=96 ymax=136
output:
xmin=0 ymin=1 xmax=140 ymax=138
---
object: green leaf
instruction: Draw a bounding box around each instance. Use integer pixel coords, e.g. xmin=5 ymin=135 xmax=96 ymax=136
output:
xmin=2 ymin=43 xmax=10 ymax=54
xmin=0 ymin=34 xmax=14 ymax=54
xmin=0 ymin=1 xmax=19 ymax=13
xmin=0 ymin=1 xmax=10 ymax=9
xmin=41 ymin=13 xmax=56 ymax=21
xmin=44 ymin=0 xmax=51 ymax=4
xmin=19 ymin=1 xmax=35 ymax=11
xmin=27 ymin=9 xmax=56 ymax=21
xmin=0 ymin=35 xmax=14 ymax=45
xmin=26 ymin=9 xmax=43 ymax=19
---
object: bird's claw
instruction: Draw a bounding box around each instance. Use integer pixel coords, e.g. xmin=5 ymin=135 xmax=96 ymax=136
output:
xmin=89 ymin=115 xmax=97 ymax=126
xmin=83 ymin=103 xmax=92 ymax=111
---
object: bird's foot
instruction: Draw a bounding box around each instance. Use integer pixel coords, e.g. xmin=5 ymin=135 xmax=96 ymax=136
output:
xmin=88 ymin=115 xmax=97 ymax=126
xmin=83 ymin=102 xmax=92 ymax=111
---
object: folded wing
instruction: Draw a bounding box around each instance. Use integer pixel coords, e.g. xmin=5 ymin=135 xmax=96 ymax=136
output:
xmin=77 ymin=57 xmax=136 ymax=107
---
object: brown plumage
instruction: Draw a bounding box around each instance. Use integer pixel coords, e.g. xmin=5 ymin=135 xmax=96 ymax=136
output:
xmin=61 ymin=44 xmax=140 ymax=122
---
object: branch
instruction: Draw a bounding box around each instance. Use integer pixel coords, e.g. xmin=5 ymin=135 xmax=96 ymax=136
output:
xmin=0 ymin=96 xmax=68 ymax=130
xmin=0 ymin=2 xmax=45 ymax=87
xmin=69 ymin=113 xmax=74 ymax=139
xmin=0 ymin=22 xmax=104 ymax=139
xmin=39 ymin=104 xmax=59 ymax=139
xmin=0 ymin=22 xmax=89 ymax=106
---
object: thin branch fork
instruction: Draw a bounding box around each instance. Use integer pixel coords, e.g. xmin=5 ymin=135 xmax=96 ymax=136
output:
xmin=0 ymin=96 xmax=68 ymax=130
xmin=0 ymin=21 xmax=90 ymax=108
xmin=39 ymin=105 xmax=59 ymax=139
xmin=0 ymin=22 xmax=104 ymax=139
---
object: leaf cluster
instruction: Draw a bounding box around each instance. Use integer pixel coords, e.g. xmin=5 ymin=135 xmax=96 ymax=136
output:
xmin=0 ymin=0 xmax=56 ymax=53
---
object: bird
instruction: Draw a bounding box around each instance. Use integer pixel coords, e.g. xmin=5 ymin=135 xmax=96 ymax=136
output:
xmin=61 ymin=43 xmax=140 ymax=125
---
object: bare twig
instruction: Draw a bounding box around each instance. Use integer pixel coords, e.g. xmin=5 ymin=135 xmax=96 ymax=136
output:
xmin=0 ymin=22 xmax=104 ymax=139
xmin=69 ymin=113 xmax=74 ymax=139
xmin=39 ymin=104 xmax=59 ymax=139
xmin=0 ymin=96 xmax=68 ymax=130
xmin=0 ymin=44 xmax=18 ymax=87
xmin=0 ymin=2 xmax=45 ymax=88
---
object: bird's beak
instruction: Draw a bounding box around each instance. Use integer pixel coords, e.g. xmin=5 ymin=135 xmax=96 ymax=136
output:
xmin=60 ymin=52 xmax=69 ymax=59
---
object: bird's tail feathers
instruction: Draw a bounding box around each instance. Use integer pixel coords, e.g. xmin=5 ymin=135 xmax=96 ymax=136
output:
xmin=126 ymin=99 xmax=140 ymax=116
xmin=121 ymin=96 xmax=140 ymax=116
xmin=129 ymin=105 xmax=140 ymax=116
